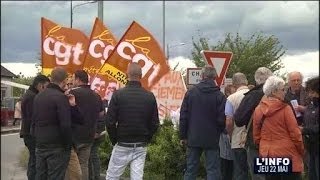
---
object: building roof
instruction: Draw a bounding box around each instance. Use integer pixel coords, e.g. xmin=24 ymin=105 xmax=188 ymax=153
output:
xmin=1 ymin=80 xmax=29 ymax=90
xmin=1 ymin=65 xmax=17 ymax=78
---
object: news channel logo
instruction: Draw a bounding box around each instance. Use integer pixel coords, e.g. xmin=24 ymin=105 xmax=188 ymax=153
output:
xmin=254 ymin=157 xmax=292 ymax=174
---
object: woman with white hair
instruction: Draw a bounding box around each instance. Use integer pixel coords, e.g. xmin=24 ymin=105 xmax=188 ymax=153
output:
xmin=253 ymin=76 xmax=304 ymax=180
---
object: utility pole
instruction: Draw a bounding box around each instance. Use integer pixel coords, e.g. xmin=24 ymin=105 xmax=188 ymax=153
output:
xmin=98 ymin=1 xmax=103 ymax=21
xmin=71 ymin=1 xmax=97 ymax=28
xmin=163 ymin=1 xmax=165 ymax=59
xmin=70 ymin=0 xmax=73 ymax=28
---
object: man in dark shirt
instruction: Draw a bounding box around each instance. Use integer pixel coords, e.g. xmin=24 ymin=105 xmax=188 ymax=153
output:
xmin=179 ymin=65 xmax=226 ymax=180
xmin=301 ymin=76 xmax=319 ymax=180
xmin=106 ymin=62 xmax=159 ymax=180
xmin=20 ymin=74 xmax=50 ymax=180
xmin=234 ymin=67 xmax=273 ymax=180
xmin=89 ymin=99 xmax=108 ymax=180
xmin=32 ymin=67 xmax=72 ymax=180
xmin=284 ymin=71 xmax=309 ymax=125
xmin=67 ymin=70 xmax=103 ymax=180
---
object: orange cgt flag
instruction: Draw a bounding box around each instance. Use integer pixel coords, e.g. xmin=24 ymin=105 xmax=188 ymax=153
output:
xmin=83 ymin=17 xmax=119 ymax=99
xmin=41 ymin=17 xmax=89 ymax=76
xmin=96 ymin=21 xmax=170 ymax=90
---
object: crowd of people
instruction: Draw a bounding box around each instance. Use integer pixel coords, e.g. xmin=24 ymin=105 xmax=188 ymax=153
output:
xmin=19 ymin=63 xmax=159 ymax=180
xmin=18 ymin=63 xmax=318 ymax=180
xmin=180 ymin=67 xmax=319 ymax=180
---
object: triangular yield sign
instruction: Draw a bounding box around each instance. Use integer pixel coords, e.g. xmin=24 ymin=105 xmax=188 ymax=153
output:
xmin=200 ymin=50 xmax=233 ymax=87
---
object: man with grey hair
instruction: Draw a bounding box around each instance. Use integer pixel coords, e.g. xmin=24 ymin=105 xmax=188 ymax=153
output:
xmin=180 ymin=65 xmax=226 ymax=180
xmin=254 ymin=67 xmax=274 ymax=85
xmin=32 ymin=67 xmax=72 ymax=180
xmin=285 ymin=71 xmax=309 ymax=125
xmin=225 ymin=72 xmax=249 ymax=180
xmin=285 ymin=71 xmax=310 ymax=175
xmin=106 ymin=62 xmax=159 ymax=180
xmin=234 ymin=67 xmax=273 ymax=180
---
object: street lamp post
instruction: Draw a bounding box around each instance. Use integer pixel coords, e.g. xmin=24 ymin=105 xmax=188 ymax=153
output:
xmin=98 ymin=1 xmax=103 ymax=21
xmin=70 ymin=0 xmax=97 ymax=28
xmin=70 ymin=0 xmax=73 ymax=28
xmin=163 ymin=1 xmax=165 ymax=58
xmin=166 ymin=43 xmax=185 ymax=60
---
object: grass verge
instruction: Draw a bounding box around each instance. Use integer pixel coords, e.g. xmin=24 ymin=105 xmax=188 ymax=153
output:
xmin=18 ymin=147 xmax=28 ymax=169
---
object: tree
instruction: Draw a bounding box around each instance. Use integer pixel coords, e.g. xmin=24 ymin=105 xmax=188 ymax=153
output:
xmin=35 ymin=52 xmax=42 ymax=75
xmin=191 ymin=32 xmax=286 ymax=84
xmin=12 ymin=75 xmax=34 ymax=97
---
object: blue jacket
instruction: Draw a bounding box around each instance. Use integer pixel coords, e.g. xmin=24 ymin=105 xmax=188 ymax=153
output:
xmin=179 ymin=79 xmax=226 ymax=149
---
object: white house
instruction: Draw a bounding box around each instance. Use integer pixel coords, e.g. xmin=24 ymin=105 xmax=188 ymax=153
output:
xmin=1 ymin=65 xmax=17 ymax=101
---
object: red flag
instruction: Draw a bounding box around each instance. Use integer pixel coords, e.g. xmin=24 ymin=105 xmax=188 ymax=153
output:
xmin=96 ymin=21 xmax=170 ymax=90
xmin=41 ymin=17 xmax=89 ymax=75
xmin=83 ymin=17 xmax=119 ymax=100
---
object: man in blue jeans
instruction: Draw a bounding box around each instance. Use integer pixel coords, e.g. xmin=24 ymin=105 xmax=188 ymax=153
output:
xmin=179 ymin=66 xmax=226 ymax=180
xmin=105 ymin=63 xmax=159 ymax=180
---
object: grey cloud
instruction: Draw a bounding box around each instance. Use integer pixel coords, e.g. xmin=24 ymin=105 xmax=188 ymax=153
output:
xmin=1 ymin=1 xmax=318 ymax=62
xmin=164 ymin=1 xmax=319 ymax=58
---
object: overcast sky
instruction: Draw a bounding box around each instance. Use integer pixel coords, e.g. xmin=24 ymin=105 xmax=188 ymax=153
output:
xmin=1 ymin=1 xmax=319 ymax=79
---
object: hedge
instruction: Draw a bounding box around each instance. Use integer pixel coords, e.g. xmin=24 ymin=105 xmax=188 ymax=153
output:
xmin=99 ymin=119 xmax=207 ymax=179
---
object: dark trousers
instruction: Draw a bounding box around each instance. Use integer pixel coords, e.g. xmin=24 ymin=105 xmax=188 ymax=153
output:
xmin=232 ymin=148 xmax=248 ymax=180
xmin=246 ymin=147 xmax=265 ymax=180
xmin=308 ymin=149 xmax=319 ymax=180
xmin=89 ymin=138 xmax=103 ymax=180
xmin=184 ymin=147 xmax=221 ymax=180
xmin=220 ymin=158 xmax=233 ymax=180
xmin=265 ymin=172 xmax=302 ymax=180
xmin=35 ymin=146 xmax=71 ymax=180
xmin=13 ymin=118 xmax=20 ymax=126
xmin=24 ymin=136 xmax=36 ymax=180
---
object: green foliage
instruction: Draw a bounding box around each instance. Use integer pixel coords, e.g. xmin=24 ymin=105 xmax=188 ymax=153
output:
xmin=99 ymin=134 xmax=114 ymax=172
xmin=18 ymin=147 xmax=29 ymax=169
xmin=36 ymin=52 xmax=42 ymax=75
xmin=99 ymin=119 xmax=207 ymax=179
xmin=12 ymin=76 xmax=34 ymax=97
xmin=191 ymin=32 xmax=286 ymax=84
xmin=145 ymin=119 xmax=186 ymax=179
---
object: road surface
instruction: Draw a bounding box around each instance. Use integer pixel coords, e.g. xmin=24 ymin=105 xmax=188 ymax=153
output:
xmin=1 ymin=133 xmax=26 ymax=180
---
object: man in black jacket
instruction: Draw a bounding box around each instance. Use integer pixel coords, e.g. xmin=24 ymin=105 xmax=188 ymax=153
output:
xmin=179 ymin=65 xmax=226 ymax=180
xmin=106 ymin=62 xmax=159 ymax=180
xmin=301 ymin=76 xmax=319 ymax=180
xmin=20 ymin=74 xmax=50 ymax=180
xmin=234 ymin=67 xmax=273 ymax=180
xmin=67 ymin=70 xmax=103 ymax=180
xmin=32 ymin=67 xmax=72 ymax=180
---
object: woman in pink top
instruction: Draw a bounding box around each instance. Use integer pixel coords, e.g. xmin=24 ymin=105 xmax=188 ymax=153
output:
xmin=13 ymin=98 xmax=22 ymax=126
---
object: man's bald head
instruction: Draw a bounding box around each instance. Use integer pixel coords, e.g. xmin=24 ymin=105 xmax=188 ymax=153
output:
xmin=127 ymin=62 xmax=142 ymax=81
xmin=50 ymin=67 xmax=68 ymax=84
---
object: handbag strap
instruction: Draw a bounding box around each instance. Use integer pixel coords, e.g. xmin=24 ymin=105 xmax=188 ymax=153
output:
xmin=246 ymin=113 xmax=265 ymax=133
xmin=246 ymin=115 xmax=254 ymax=132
